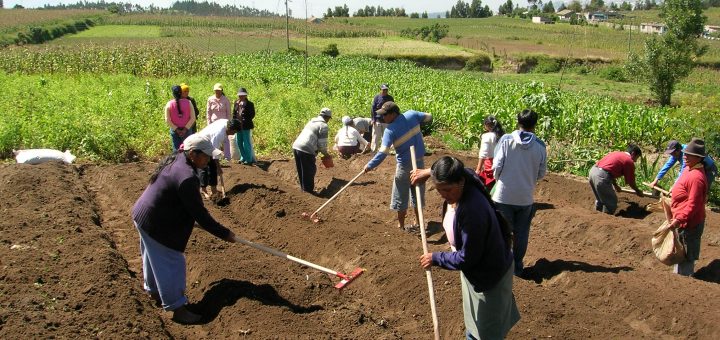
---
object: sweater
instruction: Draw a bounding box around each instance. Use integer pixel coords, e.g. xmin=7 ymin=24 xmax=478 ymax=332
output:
xmin=132 ymin=152 xmax=230 ymax=252
xmin=206 ymin=95 xmax=232 ymax=125
xmin=370 ymin=94 xmax=394 ymax=121
xmin=492 ymin=130 xmax=547 ymax=206
xmin=596 ymin=151 xmax=637 ymax=187
xmin=432 ymin=169 xmax=513 ymax=292
xmin=366 ymin=110 xmax=432 ymax=169
xmin=233 ymin=99 xmax=255 ymax=130
xmin=197 ymin=119 xmax=228 ymax=149
xmin=334 ymin=126 xmax=368 ymax=148
xmin=164 ymin=99 xmax=195 ymax=130
xmin=292 ymin=116 xmax=329 ymax=156
xmin=671 ymin=164 xmax=707 ymax=229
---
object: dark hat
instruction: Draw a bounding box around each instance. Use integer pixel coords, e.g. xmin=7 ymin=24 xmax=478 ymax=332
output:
xmin=171 ymin=85 xmax=182 ymax=99
xmin=684 ymin=138 xmax=706 ymax=157
xmin=237 ymin=87 xmax=248 ymax=96
xmin=663 ymin=140 xmax=681 ymax=155
xmin=226 ymin=119 xmax=242 ymax=131
xmin=376 ymin=101 xmax=399 ymax=115
xmin=380 ymin=83 xmax=389 ymax=90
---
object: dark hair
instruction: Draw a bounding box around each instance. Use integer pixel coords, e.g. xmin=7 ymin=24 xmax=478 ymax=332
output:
xmin=226 ymin=118 xmax=242 ymax=131
xmin=430 ymin=156 xmax=512 ymax=250
xmin=171 ymin=85 xmax=183 ymax=119
xmin=484 ymin=115 xmax=505 ymax=139
xmin=627 ymin=144 xmax=642 ymax=157
xmin=149 ymin=150 xmax=203 ymax=184
xmin=517 ymin=109 xmax=538 ymax=130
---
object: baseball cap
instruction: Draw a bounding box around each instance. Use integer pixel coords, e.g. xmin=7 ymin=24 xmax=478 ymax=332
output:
xmin=342 ymin=116 xmax=352 ymax=125
xmin=663 ymin=140 xmax=681 ymax=155
xmin=237 ymin=87 xmax=248 ymax=96
xmin=380 ymin=83 xmax=389 ymax=90
xmin=376 ymin=101 xmax=399 ymax=115
xmin=320 ymin=107 xmax=332 ymax=117
xmin=183 ymin=134 xmax=223 ymax=159
xmin=213 ymin=83 xmax=223 ymax=91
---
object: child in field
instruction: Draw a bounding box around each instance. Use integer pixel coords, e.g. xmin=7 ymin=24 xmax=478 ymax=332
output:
xmin=475 ymin=115 xmax=504 ymax=189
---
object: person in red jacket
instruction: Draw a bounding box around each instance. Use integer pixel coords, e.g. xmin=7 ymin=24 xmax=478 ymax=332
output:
xmin=588 ymin=144 xmax=643 ymax=214
xmin=669 ymin=138 xmax=708 ymax=276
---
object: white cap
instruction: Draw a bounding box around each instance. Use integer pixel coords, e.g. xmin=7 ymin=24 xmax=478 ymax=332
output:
xmin=320 ymin=107 xmax=332 ymax=117
xmin=183 ymin=134 xmax=223 ymax=159
xmin=341 ymin=116 xmax=352 ymax=125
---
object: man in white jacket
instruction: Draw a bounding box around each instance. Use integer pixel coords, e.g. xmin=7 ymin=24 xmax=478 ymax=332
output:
xmin=492 ymin=109 xmax=547 ymax=277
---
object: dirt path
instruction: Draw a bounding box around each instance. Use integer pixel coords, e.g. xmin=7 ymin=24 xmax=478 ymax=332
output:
xmin=1 ymin=150 xmax=718 ymax=338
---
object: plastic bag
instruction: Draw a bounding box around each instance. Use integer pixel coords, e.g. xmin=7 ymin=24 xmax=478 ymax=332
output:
xmin=14 ymin=149 xmax=76 ymax=165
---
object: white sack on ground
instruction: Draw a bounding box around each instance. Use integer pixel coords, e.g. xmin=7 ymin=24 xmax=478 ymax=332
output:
xmin=14 ymin=149 xmax=76 ymax=164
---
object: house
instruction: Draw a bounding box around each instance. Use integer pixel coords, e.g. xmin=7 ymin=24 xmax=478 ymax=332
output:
xmin=705 ymin=25 xmax=720 ymax=34
xmin=532 ymin=16 xmax=554 ymax=24
xmin=557 ymin=9 xmax=575 ymax=21
xmin=307 ymin=16 xmax=322 ymax=24
xmin=640 ymin=22 xmax=667 ymax=34
xmin=585 ymin=12 xmax=608 ymax=22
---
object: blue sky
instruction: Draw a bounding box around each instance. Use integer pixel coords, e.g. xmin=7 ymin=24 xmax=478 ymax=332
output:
xmin=7 ymin=0 xmax=515 ymax=18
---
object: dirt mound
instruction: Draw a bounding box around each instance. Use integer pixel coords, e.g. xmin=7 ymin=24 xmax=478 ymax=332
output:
xmin=1 ymin=152 xmax=719 ymax=338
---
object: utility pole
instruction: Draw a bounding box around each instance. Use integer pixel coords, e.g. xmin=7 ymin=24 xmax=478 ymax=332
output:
xmin=285 ymin=0 xmax=290 ymax=50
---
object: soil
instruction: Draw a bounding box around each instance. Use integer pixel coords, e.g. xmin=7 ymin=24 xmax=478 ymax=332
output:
xmin=1 ymin=147 xmax=719 ymax=339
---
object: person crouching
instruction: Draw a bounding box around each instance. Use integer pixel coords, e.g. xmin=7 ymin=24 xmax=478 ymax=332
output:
xmin=334 ymin=116 xmax=368 ymax=159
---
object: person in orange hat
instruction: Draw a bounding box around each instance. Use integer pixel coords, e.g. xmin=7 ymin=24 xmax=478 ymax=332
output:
xmin=180 ymin=83 xmax=200 ymax=133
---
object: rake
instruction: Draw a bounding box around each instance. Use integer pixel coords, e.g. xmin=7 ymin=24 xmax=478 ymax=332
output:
xmin=232 ymin=235 xmax=364 ymax=289
xmin=301 ymin=169 xmax=365 ymax=223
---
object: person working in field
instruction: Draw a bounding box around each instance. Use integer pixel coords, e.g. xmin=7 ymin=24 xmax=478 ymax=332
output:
xmin=132 ymin=134 xmax=238 ymax=325
xmin=370 ymin=84 xmax=394 ymax=152
xmin=180 ymin=83 xmax=200 ymax=133
xmin=334 ymin=116 xmax=368 ymax=159
xmin=232 ymin=87 xmax=256 ymax=165
xmin=667 ymin=138 xmax=709 ymax=276
xmin=364 ymin=101 xmax=432 ymax=231
xmin=649 ymin=139 xmax=717 ymax=195
xmin=193 ymin=119 xmax=242 ymax=200
xmin=353 ymin=117 xmax=372 ymax=145
xmin=475 ymin=115 xmax=504 ymax=189
xmin=492 ymin=109 xmax=547 ymax=277
xmin=206 ymin=83 xmax=232 ymax=161
xmin=165 ymin=85 xmax=196 ymax=152
xmin=292 ymin=108 xmax=333 ymax=194
xmin=412 ymin=156 xmax=520 ymax=339
xmin=589 ymin=144 xmax=643 ymax=215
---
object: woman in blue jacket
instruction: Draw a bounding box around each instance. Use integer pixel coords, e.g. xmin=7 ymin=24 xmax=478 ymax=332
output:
xmin=412 ymin=156 xmax=520 ymax=339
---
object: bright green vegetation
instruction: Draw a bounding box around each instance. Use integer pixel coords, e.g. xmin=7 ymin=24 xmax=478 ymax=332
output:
xmin=68 ymin=25 xmax=161 ymax=38
xmin=305 ymin=36 xmax=473 ymax=57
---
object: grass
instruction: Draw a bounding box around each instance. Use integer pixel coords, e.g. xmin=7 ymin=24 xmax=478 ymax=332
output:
xmin=0 ymin=8 xmax=104 ymax=33
xmin=612 ymin=8 xmax=720 ymax=26
xmin=68 ymin=25 xmax=161 ymax=38
xmin=305 ymin=36 xmax=474 ymax=57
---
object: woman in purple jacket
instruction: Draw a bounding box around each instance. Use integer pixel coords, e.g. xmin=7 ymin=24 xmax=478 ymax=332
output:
xmin=412 ymin=156 xmax=520 ymax=339
xmin=132 ymin=134 xmax=237 ymax=324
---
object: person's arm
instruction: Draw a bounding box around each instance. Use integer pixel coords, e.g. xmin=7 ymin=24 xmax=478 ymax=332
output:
xmin=410 ymin=168 xmax=431 ymax=185
xmin=651 ymin=155 xmax=678 ymax=187
xmin=431 ymin=210 xmax=486 ymax=270
xmin=492 ymin=137 xmax=509 ymax=179
xmin=357 ymin=130 xmax=368 ymax=150
xmin=177 ymin=177 xmax=233 ymax=241
xmin=206 ymin=98 xmax=213 ymax=125
xmin=625 ymin=163 xmax=642 ymax=196
xmin=670 ymin=176 xmax=706 ymax=228
xmin=246 ymin=101 xmax=256 ymax=120
xmin=370 ymin=96 xmax=378 ymax=122
xmin=317 ymin=123 xmax=330 ymax=157
xmin=365 ymin=128 xmax=392 ymax=171
xmin=223 ymin=97 xmax=232 ymax=120
xmin=538 ymin=149 xmax=547 ymax=181
xmin=184 ymin=108 xmax=196 ymax=130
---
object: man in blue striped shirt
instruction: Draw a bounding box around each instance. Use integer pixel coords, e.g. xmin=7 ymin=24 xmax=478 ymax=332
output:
xmin=364 ymin=101 xmax=433 ymax=230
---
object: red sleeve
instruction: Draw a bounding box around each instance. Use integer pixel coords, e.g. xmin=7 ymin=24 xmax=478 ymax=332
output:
xmin=674 ymin=172 xmax=707 ymax=226
xmin=623 ymin=159 xmax=636 ymax=187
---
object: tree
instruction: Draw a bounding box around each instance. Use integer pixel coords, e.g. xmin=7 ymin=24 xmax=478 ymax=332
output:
xmin=585 ymin=0 xmax=606 ymax=11
xmin=558 ymin=3 xmax=567 ymax=11
xmin=499 ymin=0 xmax=514 ymax=15
xmin=543 ymin=1 xmax=556 ymax=13
xmin=410 ymin=12 xmax=420 ymax=18
xmin=620 ymin=1 xmax=633 ymax=10
xmin=422 ymin=11 xmax=429 ymax=18
xmin=628 ymin=0 xmax=707 ymax=106
xmin=567 ymin=0 xmax=583 ymax=12
xmin=14 ymin=4 xmax=24 ymax=9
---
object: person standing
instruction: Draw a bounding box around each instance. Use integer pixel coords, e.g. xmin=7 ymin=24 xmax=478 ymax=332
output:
xmin=589 ymin=144 xmax=643 ymax=215
xmin=364 ymin=101 xmax=432 ymax=230
xmin=180 ymin=83 xmax=200 ymax=133
xmin=492 ymin=109 xmax=547 ymax=277
xmin=334 ymin=116 xmax=368 ymax=159
xmin=475 ymin=115 xmax=504 ymax=189
xmin=206 ymin=83 xmax=232 ymax=161
xmin=668 ymin=138 xmax=709 ymax=276
xmin=132 ymin=134 xmax=237 ymax=324
xmin=233 ymin=87 xmax=256 ymax=165
xmin=649 ymin=139 xmax=716 ymax=194
xmin=370 ymin=83 xmax=394 ymax=152
xmin=194 ymin=119 xmax=241 ymax=199
xmin=165 ymin=85 xmax=196 ymax=152
xmin=292 ymin=108 xmax=333 ymax=193
xmin=412 ymin=156 xmax=520 ymax=340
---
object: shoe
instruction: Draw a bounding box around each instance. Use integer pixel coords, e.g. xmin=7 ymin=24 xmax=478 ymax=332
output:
xmin=172 ymin=306 xmax=202 ymax=324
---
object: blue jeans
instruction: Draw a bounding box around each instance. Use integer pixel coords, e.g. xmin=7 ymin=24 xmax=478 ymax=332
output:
xmin=136 ymin=223 xmax=188 ymax=311
xmin=170 ymin=128 xmax=194 ymax=152
xmin=495 ymin=202 xmax=536 ymax=275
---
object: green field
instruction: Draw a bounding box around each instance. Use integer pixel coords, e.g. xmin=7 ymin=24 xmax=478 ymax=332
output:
xmin=68 ymin=25 xmax=161 ymax=38
xmin=0 ymin=8 xmax=104 ymax=33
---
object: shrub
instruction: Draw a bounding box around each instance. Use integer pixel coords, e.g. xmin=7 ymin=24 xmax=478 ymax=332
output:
xmin=321 ymin=44 xmax=339 ymax=58
xmin=597 ymin=66 xmax=628 ymax=82
xmin=464 ymin=54 xmax=493 ymax=72
xmin=534 ymin=57 xmax=561 ymax=73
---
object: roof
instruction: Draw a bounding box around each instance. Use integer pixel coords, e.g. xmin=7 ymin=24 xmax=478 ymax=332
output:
xmin=557 ymin=9 xmax=574 ymax=16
